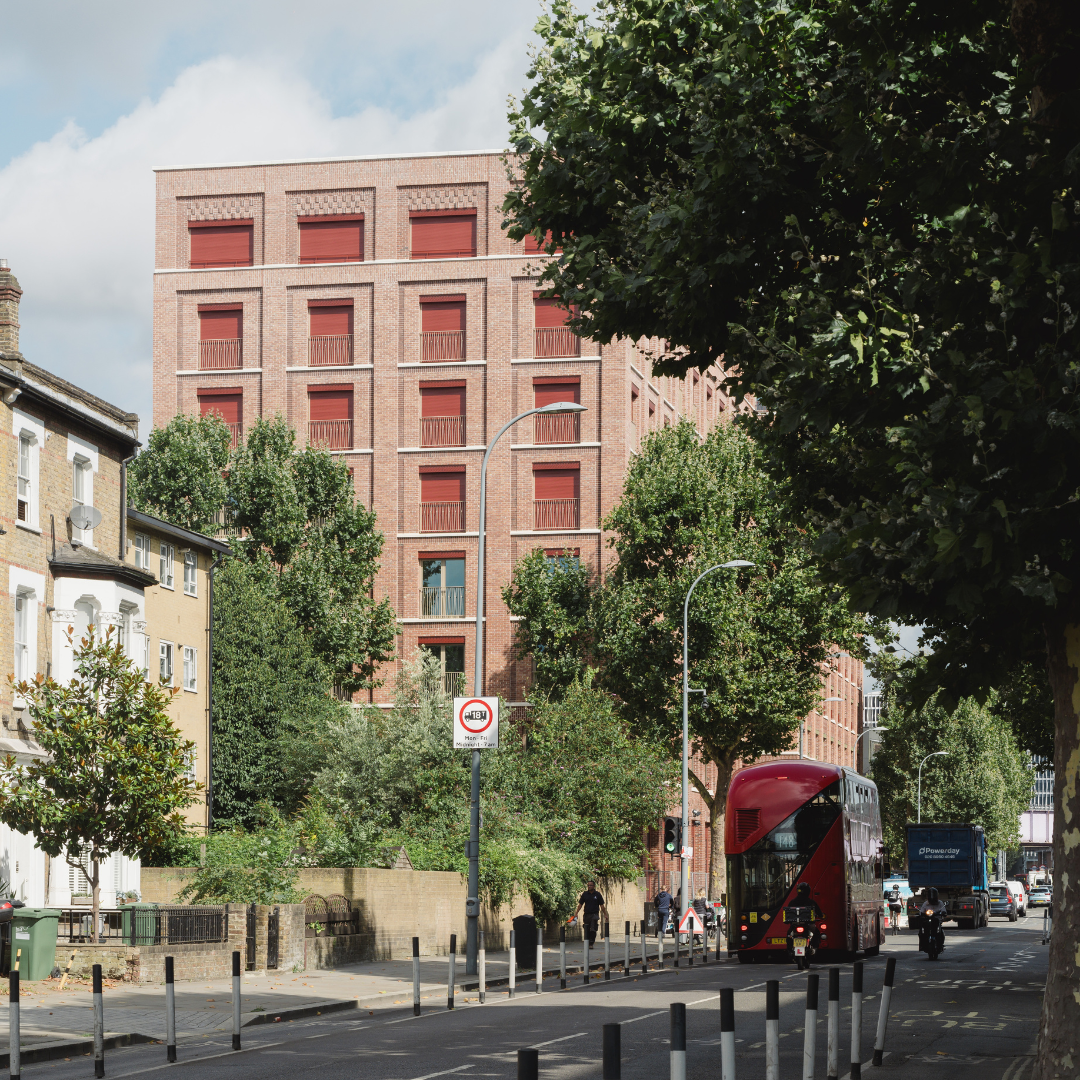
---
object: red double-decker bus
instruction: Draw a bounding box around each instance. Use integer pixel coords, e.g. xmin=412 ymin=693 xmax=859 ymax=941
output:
xmin=725 ymin=760 xmax=885 ymax=962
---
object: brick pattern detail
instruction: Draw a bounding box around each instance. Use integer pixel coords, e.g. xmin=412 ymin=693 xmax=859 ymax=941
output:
xmin=397 ymin=183 xmax=488 ymax=258
xmin=176 ymin=194 xmax=265 ymax=269
xmin=286 ymin=188 xmax=374 ymax=263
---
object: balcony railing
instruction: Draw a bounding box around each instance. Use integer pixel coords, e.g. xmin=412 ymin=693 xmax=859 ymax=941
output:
xmin=421 ymin=331 xmax=466 ymax=362
xmin=226 ymin=423 xmax=242 ymax=449
xmin=199 ymin=339 xmax=242 ymax=370
xmin=211 ymin=506 xmax=241 ymax=537
xmin=309 ymin=419 xmax=353 ymax=451
xmin=420 ymin=415 xmax=465 ymax=447
xmin=420 ymin=587 xmax=466 ymax=618
xmin=309 ymin=334 xmax=353 ymax=367
xmin=442 ymin=671 xmax=466 ymax=697
xmin=420 ymin=501 xmax=465 ymax=533
xmin=534 ymin=327 xmax=580 ymax=358
xmin=534 ymin=412 xmax=580 ymax=445
xmin=535 ymin=498 xmax=580 ymax=531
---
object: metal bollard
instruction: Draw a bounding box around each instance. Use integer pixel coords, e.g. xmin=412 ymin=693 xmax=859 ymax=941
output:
xmin=536 ymin=926 xmax=543 ymax=994
xmin=509 ymin=929 xmax=517 ymax=998
xmin=560 ymin=924 xmax=567 ymax=988
xmin=850 ymin=961 xmax=863 ymax=1080
xmin=826 ymin=968 xmax=840 ymax=1080
xmin=605 ymin=921 xmax=611 ymax=980
xmin=625 ymin=921 xmax=631 ymax=977
xmin=518 ymin=1048 xmax=539 ymax=1080
xmin=765 ymin=980 xmax=779 ymax=1080
xmin=670 ymin=1002 xmax=686 ymax=1080
xmin=93 ymin=963 xmax=105 ymax=1078
xmin=872 ymin=957 xmax=896 ymax=1066
xmin=641 ymin=922 xmax=648 ymax=972
xmin=165 ymin=956 xmax=177 ymax=1063
xmin=720 ymin=986 xmax=736 ymax=1080
xmin=584 ymin=931 xmax=590 ymax=984
xmin=447 ymin=933 xmax=457 ymax=1010
xmin=232 ymin=951 xmax=241 ymax=1051
xmin=479 ymin=930 xmax=486 ymax=1004
xmin=803 ymin=972 xmax=819 ymax=1080
xmin=659 ymin=929 xmax=665 ymax=969
xmin=413 ymin=936 xmax=423 ymax=1014
xmin=673 ymin=923 xmax=679 ymax=968
xmin=603 ymin=1022 xmax=621 ymax=1080
xmin=9 ymin=971 xmax=20 ymax=1080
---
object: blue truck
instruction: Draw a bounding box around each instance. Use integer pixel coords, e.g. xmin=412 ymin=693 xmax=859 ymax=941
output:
xmin=905 ymin=822 xmax=990 ymax=928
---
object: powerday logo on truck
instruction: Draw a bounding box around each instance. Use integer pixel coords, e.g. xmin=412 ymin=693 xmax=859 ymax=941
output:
xmin=917 ymin=847 xmax=962 ymax=858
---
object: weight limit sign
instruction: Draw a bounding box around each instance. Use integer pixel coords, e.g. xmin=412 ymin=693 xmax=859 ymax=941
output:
xmin=452 ymin=696 xmax=500 ymax=749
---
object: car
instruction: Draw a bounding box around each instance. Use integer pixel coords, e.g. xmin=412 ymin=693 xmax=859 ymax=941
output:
xmin=989 ymin=883 xmax=1018 ymax=921
xmin=1005 ymin=879 xmax=1027 ymax=916
xmin=1028 ymin=887 xmax=1052 ymax=907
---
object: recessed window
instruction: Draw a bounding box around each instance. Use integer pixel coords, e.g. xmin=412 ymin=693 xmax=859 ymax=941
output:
xmin=198 ymin=305 xmax=242 ymax=370
xmin=420 ymin=554 xmax=465 ymax=618
xmin=418 ymin=638 xmax=466 ymax=697
xmin=183 ymin=646 xmax=197 ymax=691
xmin=308 ymin=301 xmax=354 ymax=367
xmin=533 ymin=379 xmax=581 ymax=444
xmin=419 ymin=468 xmax=466 ymax=533
xmin=159 ymin=641 xmax=174 ymax=687
xmin=308 ymin=386 xmax=354 ymax=451
xmin=17 ymin=433 xmax=32 ymax=523
xmin=299 ymin=215 xmax=364 ymax=264
xmin=420 ymin=295 xmax=466 ymax=362
xmin=14 ymin=591 xmax=31 ymax=683
xmin=134 ymin=533 xmax=152 ymax=570
xmin=533 ymin=293 xmax=580 ymax=358
xmin=410 ymin=210 xmax=476 ymax=259
xmin=419 ymin=382 xmax=466 ymax=447
xmin=159 ymin=542 xmax=175 ymax=590
xmin=533 ymin=464 xmax=580 ymax=531
xmin=183 ymin=551 xmax=197 ymax=596
xmin=188 ymin=220 xmax=254 ymax=269
xmin=198 ymin=389 xmax=243 ymax=448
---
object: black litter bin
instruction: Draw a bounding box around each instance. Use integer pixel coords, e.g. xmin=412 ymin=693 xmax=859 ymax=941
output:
xmin=512 ymin=914 xmax=538 ymax=964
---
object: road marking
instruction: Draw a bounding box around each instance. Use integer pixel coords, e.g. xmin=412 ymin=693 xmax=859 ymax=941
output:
xmin=528 ymin=1033 xmax=587 ymax=1049
xmin=621 ymin=1011 xmax=667 ymax=1025
xmin=405 ymin=1066 xmax=475 ymax=1080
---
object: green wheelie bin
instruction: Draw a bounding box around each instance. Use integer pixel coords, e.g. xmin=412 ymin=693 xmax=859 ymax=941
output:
xmin=10 ymin=908 xmax=61 ymax=981
xmin=122 ymin=903 xmax=160 ymax=946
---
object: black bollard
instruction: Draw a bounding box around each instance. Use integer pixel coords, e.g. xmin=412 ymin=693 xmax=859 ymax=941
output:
xmin=765 ymin=980 xmax=779 ymax=1080
xmin=518 ymin=1048 xmax=539 ymax=1080
xmin=850 ymin=961 xmax=864 ymax=1080
xmin=447 ymin=933 xmax=457 ymax=1010
xmin=720 ymin=986 xmax=735 ymax=1080
xmin=803 ymin=972 xmax=819 ymax=1080
xmin=873 ymin=957 xmax=897 ymax=1066
xmin=826 ymin=967 xmax=840 ymax=1080
xmin=603 ymin=1023 xmax=621 ymax=1080
xmin=413 ymin=936 xmax=422 ymax=1014
xmin=165 ymin=956 xmax=177 ymax=1062
xmin=670 ymin=1003 xmax=686 ymax=1080
xmin=9 ymin=970 xmax=20 ymax=1080
xmin=93 ymin=963 xmax=105 ymax=1078
xmin=232 ymin=951 xmax=242 ymax=1051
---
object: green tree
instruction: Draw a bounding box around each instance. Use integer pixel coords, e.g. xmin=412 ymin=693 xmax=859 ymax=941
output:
xmin=502 ymin=548 xmax=594 ymax=698
xmin=870 ymin=690 xmax=1034 ymax=864
xmin=593 ymin=421 xmax=863 ymax=897
xmin=507 ymin=3 xmax=1080 ymax=1063
xmin=211 ymin=558 xmax=347 ymax=827
xmin=0 ymin=630 xmax=198 ymax=938
xmin=127 ymin=413 xmax=231 ymax=534
xmin=229 ymin=417 xmax=397 ymax=694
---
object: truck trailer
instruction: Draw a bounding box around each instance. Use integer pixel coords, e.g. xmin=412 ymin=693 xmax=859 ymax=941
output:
xmin=905 ymin=822 xmax=990 ymax=928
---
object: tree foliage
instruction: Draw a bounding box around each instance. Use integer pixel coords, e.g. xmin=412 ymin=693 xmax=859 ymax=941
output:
xmin=0 ymin=630 xmax=198 ymax=937
xmin=592 ymin=420 xmax=864 ymax=895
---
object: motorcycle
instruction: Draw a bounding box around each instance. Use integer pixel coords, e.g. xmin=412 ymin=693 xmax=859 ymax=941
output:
xmin=784 ymin=903 xmax=823 ymax=970
xmin=916 ymin=908 xmax=947 ymax=961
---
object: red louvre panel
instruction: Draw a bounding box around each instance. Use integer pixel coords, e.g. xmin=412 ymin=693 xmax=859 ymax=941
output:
xmin=523 ymin=230 xmax=562 ymax=253
xmin=420 ymin=471 xmax=466 ymax=502
xmin=533 ymin=466 xmax=580 ymax=500
xmin=411 ymin=212 xmax=476 ymax=259
xmin=534 ymin=382 xmax=580 ymax=408
xmin=421 ymin=301 xmax=466 ymax=333
xmin=199 ymin=308 xmax=242 ymax=340
xmin=309 ymin=305 xmax=353 ymax=336
xmin=534 ymin=297 xmax=573 ymax=328
xmin=417 ymin=635 xmax=466 ymax=645
xmin=543 ymin=547 xmax=581 ymax=557
xmin=420 ymin=384 xmax=466 ymax=417
xmin=189 ymin=222 xmax=253 ymax=268
xmin=197 ymin=392 xmax=241 ymax=424
xmin=299 ymin=218 xmax=364 ymax=263
xmin=308 ymin=386 xmax=353 ymax=421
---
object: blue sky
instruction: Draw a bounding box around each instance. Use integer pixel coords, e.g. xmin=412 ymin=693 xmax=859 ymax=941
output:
xmin=0 ymin=0 xmax=542 ymax=430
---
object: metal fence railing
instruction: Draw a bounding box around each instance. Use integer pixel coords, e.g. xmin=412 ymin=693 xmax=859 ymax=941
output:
xmin=59 ymin=905 xmax=228 ymax=946
xmin=305 ymin=894 xmax=361 ymax=938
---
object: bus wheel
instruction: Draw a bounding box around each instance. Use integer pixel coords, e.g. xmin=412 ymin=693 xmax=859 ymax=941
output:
xmin=737 ymin=952 xmax=755 ymax=964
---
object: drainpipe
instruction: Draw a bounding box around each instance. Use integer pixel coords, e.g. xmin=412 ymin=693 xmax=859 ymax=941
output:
xmin=119 ymin=454 xmax=136 ymax=560
xmin=206 ymin=552 xmax=227 ymax=832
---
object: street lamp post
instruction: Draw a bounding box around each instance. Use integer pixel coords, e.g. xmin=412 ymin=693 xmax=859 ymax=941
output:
xmin=855 ymin=726 xmax=888 ymax=772
xmin=917 ymin=751 xmax=948 ymax=823
xmin=679 ymin=560 xmax=755 ymax=925
xmin=466 ymin=399 xmax=587 ymax=975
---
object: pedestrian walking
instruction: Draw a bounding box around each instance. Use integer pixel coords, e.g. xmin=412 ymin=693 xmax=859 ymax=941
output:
xmin=692 ymin=889 xmax=709 ymax=945
xmin=654 ymin=885 xmax=673 ymax=940
xmin=573 ymin=881 xmax=608 ymax=947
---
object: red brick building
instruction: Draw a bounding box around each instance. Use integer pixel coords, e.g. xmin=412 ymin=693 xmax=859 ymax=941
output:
xmin=152 ymin=150 xmax=730 ymax=706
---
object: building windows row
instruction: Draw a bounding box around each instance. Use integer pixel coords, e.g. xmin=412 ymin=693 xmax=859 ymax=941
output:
xmin=134 ymin=534 xmax=198 ymax=596
xmin=195 ymin=295 xmax=578 ymax=372
xmin=158 ymin=640 xmax=198 ymax=692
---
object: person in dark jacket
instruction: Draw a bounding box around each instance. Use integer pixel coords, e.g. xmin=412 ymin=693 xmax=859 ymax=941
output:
xmin=654 ymin=887 xmax=673 ymax=938
xmin=573 ymin=881 xmax=608 ymax=946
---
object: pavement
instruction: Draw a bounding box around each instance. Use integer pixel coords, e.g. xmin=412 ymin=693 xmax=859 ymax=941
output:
xmin=0 ymin=913 xmax=1049 ymax=1079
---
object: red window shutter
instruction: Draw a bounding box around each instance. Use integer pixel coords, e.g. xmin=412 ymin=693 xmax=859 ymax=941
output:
xmin=417 ymin=635 xmax=466 ymax=645
xmin=309 ymin=306 xmax=353 ymax=336
xmin=189 ymin=222 xmax=253 ymax=268
xmin=543 ymin=547 xmax=580 ymax=558
xmin=411 ymin=212 xmax=477 ymax=259
xmin=308 ymin=387 xmax=353 ymax=421
xmin=533 ymin=382 xmax=580 ymax=408
xmin=197 ymin=392 xmax=242 ymax=424
xmin=533 ymin=467 xmax=580 ymax=500
xmin=199 ymin=309 xmax=242 ymax=340
xmin=299 ymin=217 xmax=364 ymax=263
xmin=417 ymin=551 xmax=466 ymax=561
xmin=534 ymin=297 xmax=573 ymax=328
xmin=421 ymin=301 xmax=466 ymax=333
xmin=420 ymin=471 xmax=466 ymax=502
xmin=523 ymin=230 xmax=561 ymax=253
xmin=420 ymin=385 xmax=466 ymax=417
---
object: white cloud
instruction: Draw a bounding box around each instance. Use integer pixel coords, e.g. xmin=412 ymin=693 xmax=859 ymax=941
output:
xmin=0 ymin=35 xmax=529 ymax=432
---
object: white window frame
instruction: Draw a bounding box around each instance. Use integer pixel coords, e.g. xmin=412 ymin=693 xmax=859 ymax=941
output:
xmin=183 ymin=645 xmax=197 ymax=692
xmin=159 ymin=542 xmax=175 ymax=590
xmin=12 ymin=410 xmax=44 ymax=531
xmin=134 ymin=533 xmax=152 ymax=571
xmin=66 ymin=434 xmax=99 ymax=547
xmin=183 ymin=551 xmax=198 ymax=596
xmin=159 ymin=640 xmax=174 ymax=686
xmin=14 ymin=591 xmax=30 ymax=685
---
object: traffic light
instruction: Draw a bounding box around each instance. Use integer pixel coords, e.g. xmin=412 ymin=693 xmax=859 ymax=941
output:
xmin=663 ymin=816 xmax=682 ymax=856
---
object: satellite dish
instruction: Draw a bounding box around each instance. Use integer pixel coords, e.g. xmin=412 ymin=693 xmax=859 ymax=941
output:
xmin=69 ymin=504 xmax=102 ymax=531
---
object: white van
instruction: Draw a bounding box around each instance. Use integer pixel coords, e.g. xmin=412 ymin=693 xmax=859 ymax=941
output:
xmin=1005 ymin=879 xmax=1027 ymax=916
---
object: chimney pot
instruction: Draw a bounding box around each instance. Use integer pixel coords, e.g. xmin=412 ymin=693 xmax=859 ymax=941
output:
xmin=0 ymin=261 xmax=23 ymax=356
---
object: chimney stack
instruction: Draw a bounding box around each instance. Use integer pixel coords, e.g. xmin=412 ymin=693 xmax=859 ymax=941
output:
xmin=0 ymin=260 xmax=24 ymax=357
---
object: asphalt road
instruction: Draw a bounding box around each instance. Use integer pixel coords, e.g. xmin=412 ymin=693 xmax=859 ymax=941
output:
xmin=28 ymin=914 xmax=1048 ymax=1080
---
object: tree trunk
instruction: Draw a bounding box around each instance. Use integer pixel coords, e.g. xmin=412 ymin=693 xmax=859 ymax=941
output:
xmin=708 ymin=756 xmax=735 ymax=902
xmin=91 ymin=858 xmax=100 ymax=946
xmin=1035 ymin=619 xmax=1080 ymax=1080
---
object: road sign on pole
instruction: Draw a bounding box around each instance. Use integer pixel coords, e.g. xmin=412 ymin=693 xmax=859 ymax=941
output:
xmin=453 ymin=697 xmax=499 ymax=749
xmin=678 ymin=907 xmax=704 ymax=934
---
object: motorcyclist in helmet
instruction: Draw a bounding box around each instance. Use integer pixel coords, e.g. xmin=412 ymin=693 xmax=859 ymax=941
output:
xmin=919 ymin=887 xmax=948 ymax=916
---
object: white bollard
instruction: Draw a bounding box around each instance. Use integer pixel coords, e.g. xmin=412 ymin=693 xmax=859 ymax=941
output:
xmin=765 ymin=980 xmax=779 ymax=1080
xmin=850 ymin=961 xmax=863 ymax=1080
xmin=827 ymin=967 xmax=840 ymax=1080
xmin=873 ymin=957 xmax=896 ymax=1066
xmin=803 ymin=972 xmax=819 ymax=1080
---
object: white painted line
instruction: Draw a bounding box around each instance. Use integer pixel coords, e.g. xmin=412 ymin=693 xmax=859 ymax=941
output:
xmin=529 ymin=1032 xmax=588 ymax=1049
xmin=621 ymin=1010 xmax=667 ymax=1025
xmin=406 ymin=1066 xmax=475 ymax=1080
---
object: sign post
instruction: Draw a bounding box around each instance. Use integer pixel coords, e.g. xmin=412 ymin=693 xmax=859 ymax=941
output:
xmin=453 ymin=697 xmax=500 ymax=750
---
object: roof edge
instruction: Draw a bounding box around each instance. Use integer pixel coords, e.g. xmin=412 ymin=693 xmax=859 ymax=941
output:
xmin=154 ymin=148 xmax=510 ymax=172
xmin=126 ymin=507 xmax=232 ymax=555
